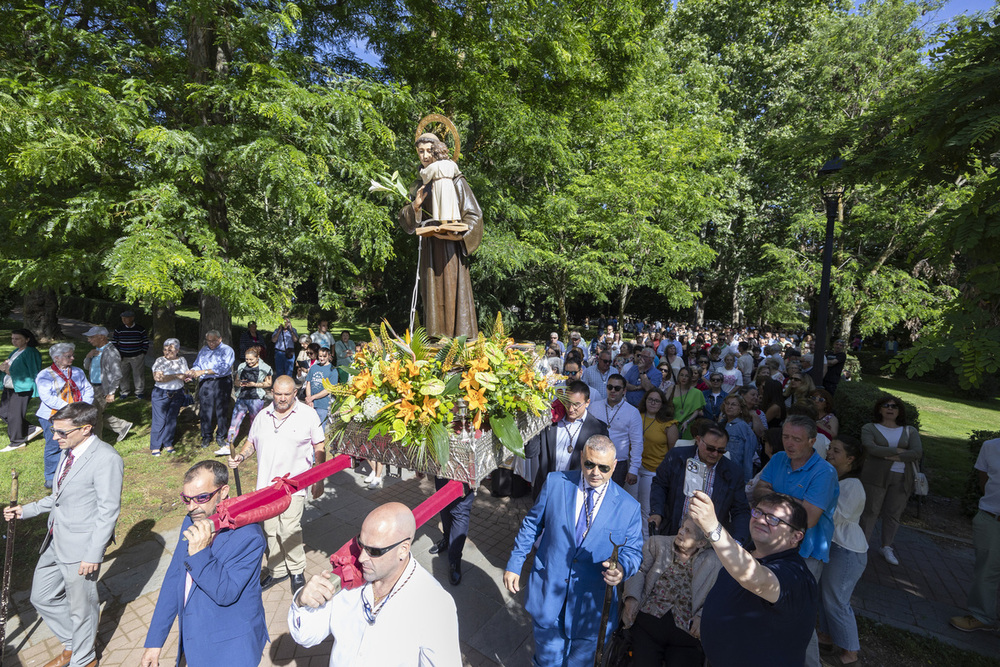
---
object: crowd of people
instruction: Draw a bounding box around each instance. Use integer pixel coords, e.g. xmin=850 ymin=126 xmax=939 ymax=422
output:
xmin=1 ymin=313 xmax=997 ymax=667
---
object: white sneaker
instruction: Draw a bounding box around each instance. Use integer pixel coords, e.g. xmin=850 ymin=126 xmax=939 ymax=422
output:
xmin=363 ymin=471 xmax=377 ymax=484
xmin=0 ymin=444 xmax=26 ymax=453
xmin=880 ymin=546 xmax=899 ymax=566
xmin=214 ymin=445 xmax=231 ymax=456
xmin=25 ymin=426 xmax=43 ymax=442
xmin=367 ymin=477 xmax=383 ymax=489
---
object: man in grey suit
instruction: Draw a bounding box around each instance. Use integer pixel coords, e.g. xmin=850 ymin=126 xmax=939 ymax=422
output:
xmin=4 ymin=402 xmax=124 ymax=667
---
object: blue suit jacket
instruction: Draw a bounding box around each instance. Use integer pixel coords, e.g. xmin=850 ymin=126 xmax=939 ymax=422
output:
xmin=648 ymin=444 xmax=751 ymax=544
xmin=145 ymin=517 xmax=268 ymax=666
xmin=506 ymin=471 xmax=643 ymax=639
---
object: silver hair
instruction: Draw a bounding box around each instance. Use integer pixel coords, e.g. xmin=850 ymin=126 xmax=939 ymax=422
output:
xmin=784 ymin=414 xmax=818 ymax=439
xmin=49 ymin=342 xmax=75 ymax=361
xmin=163 ymin=338 xmax=181 ymax=349
xmin=205 ymin=329 xmax=221 ymax=339
xmin=583 ymin=435 xmax=615 ymax=457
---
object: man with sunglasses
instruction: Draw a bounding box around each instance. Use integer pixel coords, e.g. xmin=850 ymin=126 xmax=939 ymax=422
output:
xmin=582 ymin=350 xmax=615 ymax=400
xmin=648 ymin=422 xmax=750 ymax=544
xmin=505 ymin=436 xmax=643 ymax=666
xmin=588 ymin=373 xmax=643 ymax=491
xmin=689 ymin=490 xmax=817 ymax=667
xmin=5 ymin=402 xmax=123 ymax=667
xmin=524 ymin=381 xmax=608 ymax=499
xmin=142 ymin=461 xmax=267 ymax=667
xmin=289 ymin=502 xmax=461 ymax=665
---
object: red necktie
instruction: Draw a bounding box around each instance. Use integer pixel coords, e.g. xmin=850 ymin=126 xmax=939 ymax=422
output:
xmin=57 ymin=450 xmax=75 ymax=489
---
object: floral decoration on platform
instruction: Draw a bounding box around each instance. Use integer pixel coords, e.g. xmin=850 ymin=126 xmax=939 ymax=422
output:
xmin=323 ymin=314 xmax=553 ymax=466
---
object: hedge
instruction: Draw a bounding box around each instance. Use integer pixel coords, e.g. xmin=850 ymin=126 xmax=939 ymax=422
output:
xmin=833 ymin=380 xmax=921 ymax=441
xmin=961 ymin=430 xmax=1000 ymax=517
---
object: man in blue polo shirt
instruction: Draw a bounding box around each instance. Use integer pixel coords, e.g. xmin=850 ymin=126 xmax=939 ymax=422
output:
xmin=690 ymin=490 xmax=818 ymax=667
xmin=304 ymin=347 xmax=337 ymax=426
xmin=753 ymin=413 xmax=838 ymax=667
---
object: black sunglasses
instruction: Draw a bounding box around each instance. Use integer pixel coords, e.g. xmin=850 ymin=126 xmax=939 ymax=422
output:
xmin=606 ymin=384 xmax=624 ymax=391
xmin=180 ymin=486 xmax=224 ymax=505
xmin=356 ymin=535 xmax=411 ymax=558
xmin=583 ymin=460 xmax=612 ymax=474
xmin=882 ymin=403 xmax=898 ymax=409
xmin=704 ymin=444 xmax=727 ymax=455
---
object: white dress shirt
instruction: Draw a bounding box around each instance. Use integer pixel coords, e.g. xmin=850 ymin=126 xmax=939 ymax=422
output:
xmin=588 ymin=398 xmax=644 ymax=475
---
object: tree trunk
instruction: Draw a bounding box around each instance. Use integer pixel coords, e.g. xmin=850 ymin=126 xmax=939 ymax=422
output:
xmin=23 ymin=289 xmax=61 ymax=341
xmin=199 ymin=292 xmax=232 ymax=344
xmin=558 ymin=292 xmax=568 ymax=338
xmin=730 ymin=271 xmax=742 ymax=326
xmin=838 ymin=310 xmax=855 ymax=343
xmin=152 ymin=302 xmax=176 ymax=352
xmin=617 ymin=284 xmax=630 ymax=324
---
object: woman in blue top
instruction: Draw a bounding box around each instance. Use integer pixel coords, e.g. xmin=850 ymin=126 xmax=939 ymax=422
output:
xmin=0 ymin=328 xmax=43 ymax=451
xmin=718 ymin=394 xmax=757 ymax=484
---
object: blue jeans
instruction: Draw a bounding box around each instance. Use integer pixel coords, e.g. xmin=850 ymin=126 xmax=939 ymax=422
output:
xmin=818 ymin=543 xmax=866 ymax=651
xmin=227 ymin=398 xmax=266 ymax=443
xmin=150 ymin=387 xmax=185 ymax=451
xmin=274 ymin=350 xmax=294 ymax=379
xmin=41 ymin=418 xmax=60 ymax=483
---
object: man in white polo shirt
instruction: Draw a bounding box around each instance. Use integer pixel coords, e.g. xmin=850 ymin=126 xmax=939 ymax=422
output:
xmin=230 ymin=375 xmax=325 ymax=596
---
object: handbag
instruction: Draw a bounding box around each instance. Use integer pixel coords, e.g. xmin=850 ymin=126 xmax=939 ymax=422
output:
xmin=600 ymin=623 xmax=633 ymax=667
xmin=911 ymin=462 xmax=929 ymax=496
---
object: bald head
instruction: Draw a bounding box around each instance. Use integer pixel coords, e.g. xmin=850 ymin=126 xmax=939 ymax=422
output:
xmin=272 ymin=375 xmax=297 ymax=413
xmin=363 ymin=502 xmax=416 ymax=543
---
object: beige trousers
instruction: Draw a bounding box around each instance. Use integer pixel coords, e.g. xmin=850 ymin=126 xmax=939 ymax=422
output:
xmin=263 ymin=494 xmax=306 ymax=577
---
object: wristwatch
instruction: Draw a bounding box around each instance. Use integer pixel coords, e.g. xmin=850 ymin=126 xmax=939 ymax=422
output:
xmin=708 ymin=524 xmax=723 ymax=543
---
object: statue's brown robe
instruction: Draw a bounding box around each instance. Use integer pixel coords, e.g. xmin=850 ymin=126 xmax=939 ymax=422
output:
xmin=398 ymin=174 xmax=483 ymax=339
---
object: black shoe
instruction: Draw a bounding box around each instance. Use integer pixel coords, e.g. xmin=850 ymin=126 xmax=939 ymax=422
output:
xmin=429 ymin=538 xmax=448 ymax=555
xmin=290 ymin=573 xmax=306 ymax=596
xmin=261 ymin=571 xmax=289 ymax=590
xmin=449 ymin=562 xmax=462 ymax=586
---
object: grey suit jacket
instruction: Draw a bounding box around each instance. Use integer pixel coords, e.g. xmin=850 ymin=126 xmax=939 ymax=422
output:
xmin=83 ymin=344 xmax=123 ymax=396
xmin=22 ymin=436 xmax=124 ymax=564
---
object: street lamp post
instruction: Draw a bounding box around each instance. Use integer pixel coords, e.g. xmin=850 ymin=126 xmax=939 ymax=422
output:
xmin=812 ymin=158 xmax=844 ymax=388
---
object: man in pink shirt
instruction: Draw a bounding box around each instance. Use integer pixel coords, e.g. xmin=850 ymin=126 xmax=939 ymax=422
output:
xmin=230 ymin=375 xmax=325 ymax=595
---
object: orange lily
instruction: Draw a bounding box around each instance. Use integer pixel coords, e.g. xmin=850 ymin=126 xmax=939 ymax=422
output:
xmin=397 ymin=400 xmax=418 ymax=424
xmin=460 ymin=371 xmax=480 ymax=392
xmin=405 ymin=359 xmax=421 ymax=378
xmin=422 ymin=395 xmax=441 ymax=414
xmin=467 ymin=387 xmax=488 ymax=412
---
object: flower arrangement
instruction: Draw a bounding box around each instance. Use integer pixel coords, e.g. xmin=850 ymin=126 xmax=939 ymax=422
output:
xmin=323 ymin=315 xmax=553 ymax=466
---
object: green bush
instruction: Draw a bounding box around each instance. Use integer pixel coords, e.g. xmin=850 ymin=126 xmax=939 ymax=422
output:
xmin=962 ymin=430 xmax=1000 ymax=517
xmin=833 ymin=380 xmax=921 ymax=441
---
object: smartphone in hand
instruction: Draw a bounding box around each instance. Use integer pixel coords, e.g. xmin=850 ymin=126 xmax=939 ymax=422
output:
xmin=684 ymin=458 xmax=709 ymax=497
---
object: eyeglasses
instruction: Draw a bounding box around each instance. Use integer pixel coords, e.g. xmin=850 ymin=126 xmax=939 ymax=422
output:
xmin=790 ymin=377 xmax=802 ymax=382
xmin=812 ymin=396 xmax=826 ymax=402
xmin=598 ymin=357 xmax=611 ymax=364
xmin=53 ymin=426 xmax=84 ymax=438
xmin=583 ymin=460 xmax=612 ymax=474
xmin=704 ymin=444 xmax=727 ymax=455
xmin=356 ymin=535 xmax=411 ymax=558
xmin=606 ymin=384 xmax=624 ymax=391
xmin=751 ymin=507 xmax=800 ymax=531
xmin=565 ymin=369 xmax=580 ymax=376
xmin=882 ymin=403 xmax=898 ymax=409
xmin=180 ymin=486 xmax=224 ymax=505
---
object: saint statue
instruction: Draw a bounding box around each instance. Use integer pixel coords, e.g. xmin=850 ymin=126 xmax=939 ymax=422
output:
xmin=398 ymin=131 xmax=483 ymax=339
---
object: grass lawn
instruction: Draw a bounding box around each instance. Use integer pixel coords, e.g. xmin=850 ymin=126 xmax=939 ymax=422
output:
xmin=865 ymin=375 xmax=1000 ymax=499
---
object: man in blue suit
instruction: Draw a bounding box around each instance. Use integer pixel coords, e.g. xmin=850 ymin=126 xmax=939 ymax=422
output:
xmin=141 ymin=461 xmax=268 ymax=667
xmin=648 ymin=422 xmax=751 ymax=545
xmin=505 ymin=436 xmax=644 ymax=665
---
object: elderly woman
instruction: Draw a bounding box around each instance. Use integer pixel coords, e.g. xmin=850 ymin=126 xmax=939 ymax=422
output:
xmin=859 ymin=395 xmax=922 ymax=566
xmin=623 ymin=516 xmax=722 ymax=667
xmin=0 ymin=328 xmax=43 ymax=451
xmin=35 ymin=343 xmax=94 ymax=487
xmin=150 ymin=338 xmax=191 ymax=455
xmin=718 ymin=394 xmax=757 ymax=484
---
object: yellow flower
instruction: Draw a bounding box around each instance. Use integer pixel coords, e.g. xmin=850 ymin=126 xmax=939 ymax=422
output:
xmin=352 ymin=372 xmax=375 ymax=398
xmin=405 ymin=359 xmax=421 ymax=378
xmin=422 ymin=395 xmax=441 ymax=414
xmin=398 ymin=381 xmax=414 ymax=401
xmin=384 ymin=361 xmax=401 ymax=387
xmin=467 ymin=387 xmax=487 ymax=412
xmin=519 ymin=368 xmax=535 ymax=387
xmin=468 ymin=357 xmax=489 ymax=373
xmin=397 ymin=400 xmax=418 ymax=424
xmin=460 ymin=371 xmax=480 ymax=392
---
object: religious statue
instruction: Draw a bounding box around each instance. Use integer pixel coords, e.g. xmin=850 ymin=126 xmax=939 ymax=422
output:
xmin=397 ymin=119 xmax=483 ymax=340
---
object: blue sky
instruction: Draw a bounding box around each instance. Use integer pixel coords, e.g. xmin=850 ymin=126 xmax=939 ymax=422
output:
xmin=907 ymin=0 xmax=996 ymax=29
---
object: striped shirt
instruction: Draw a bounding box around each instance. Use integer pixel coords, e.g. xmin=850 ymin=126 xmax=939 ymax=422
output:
xmin=112 ymin=324 xmax=149 ymax=357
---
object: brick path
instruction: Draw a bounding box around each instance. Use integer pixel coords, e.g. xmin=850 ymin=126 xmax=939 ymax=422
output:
xmin=7 ymin=464 xmax=1000 ymax=666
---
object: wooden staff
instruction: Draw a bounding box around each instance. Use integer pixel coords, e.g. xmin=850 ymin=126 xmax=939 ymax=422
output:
xmin=594 ymin=533 xmax=625 ymax=667
xmin=1 ymin=470 xmax=19 ymax=665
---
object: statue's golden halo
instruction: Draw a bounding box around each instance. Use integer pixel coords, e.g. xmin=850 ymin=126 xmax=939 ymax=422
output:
xmin=415 ymin=114 xmax=461 ymax=161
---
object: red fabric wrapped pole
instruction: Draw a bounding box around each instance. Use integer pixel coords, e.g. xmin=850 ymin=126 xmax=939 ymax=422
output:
xmin=330 ymin=480 xmax=465 ymax=590
xmin=208 ymin=455 xmax=353 ymax=531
